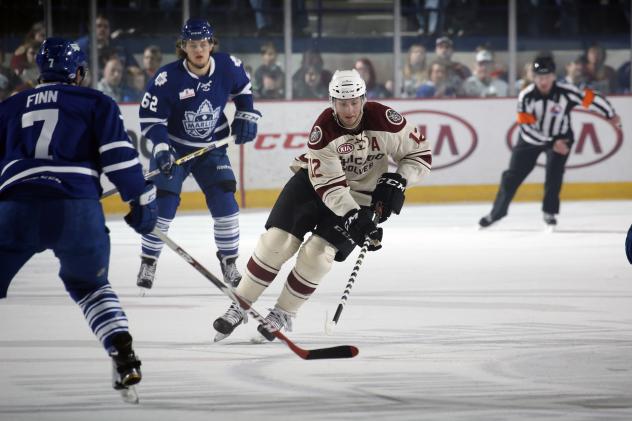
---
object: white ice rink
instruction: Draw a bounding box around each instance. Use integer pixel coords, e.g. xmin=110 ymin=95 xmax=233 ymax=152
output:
xmin=1 ymin=201 xmax=631 ymax=421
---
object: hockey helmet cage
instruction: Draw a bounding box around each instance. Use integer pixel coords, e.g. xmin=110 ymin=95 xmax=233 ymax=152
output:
xmin=36 ymin=37 xmax=87 ymax=83
xmin=181 ymin=18 xmax=214 ymax=41
xmin=328 ymin=69 xmax=367 ymax=100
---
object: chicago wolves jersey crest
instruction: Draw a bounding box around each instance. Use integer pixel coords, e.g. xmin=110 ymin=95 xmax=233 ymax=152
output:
xmin=139 ymin=52 xmax=253 ymax=149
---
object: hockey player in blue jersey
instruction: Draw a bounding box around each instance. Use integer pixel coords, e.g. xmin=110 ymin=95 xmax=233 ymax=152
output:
xmin=136 ymin=18 xmax=260 ymax=292
xmin=0 ymin=38 xmax=157 ymax=403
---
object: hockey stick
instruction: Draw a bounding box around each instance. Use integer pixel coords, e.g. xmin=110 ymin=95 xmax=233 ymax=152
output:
xmin=152 ymin=228 xmax=359 ymax=360
xmin=101 ymin=135 xmax=236 ymax=199
xmin=325 ymin=207 xmax=382 ymax=335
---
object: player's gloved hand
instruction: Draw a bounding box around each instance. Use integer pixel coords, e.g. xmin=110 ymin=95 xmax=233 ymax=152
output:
xmin=153 ymin=143 xmax=176 ymax=178
xmin=371 ymin=172 xmax=407 ymax=223
xmin=231 ymin=110 xmax=262 ymax=144
xmin=626 ymin=224 xmax=632 ymax=264
xmin=125 ymin=182 xmax=158 ymax=235
xmin=343 ymin=208 xmax=383 ymax=251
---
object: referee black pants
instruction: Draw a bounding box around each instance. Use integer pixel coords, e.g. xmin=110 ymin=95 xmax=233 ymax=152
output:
xmin=490 ymin=137 xmax=572 ymax=219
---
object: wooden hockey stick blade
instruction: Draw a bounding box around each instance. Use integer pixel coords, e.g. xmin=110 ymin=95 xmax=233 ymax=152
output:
xmin=101 ymin=135 xmax=235 ymax=199
xmin=153 ymin=228 xmax=359 ymax=360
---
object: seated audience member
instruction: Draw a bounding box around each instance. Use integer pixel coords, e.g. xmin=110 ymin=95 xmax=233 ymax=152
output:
xmin=98 ymin=57 xmax=124 ymax=102
xmin=584 ymin=43 xmax=617 ymax=94
xmin=142 ymin=45 xmax=162 ymax=79
xmin=516 ymin=61 xmax=534 ymax=92
xmin=463 ymin=49 xmax=508 ymax=97
xmin=559 ymin=55 xmax=588 ymax=89
xmin=434 ymin=36 xmax=470 ymax=95
xmin=354 ymin=57 xmax=390 ymax=99
xmin=402 ymin=43 xmax=428 ymax=97
xmin=10 ymin=22 xmax=46 ymax=76
xmin=258 ymin=65 xmax=285 ymax=99
xmin=292 ymin=49 xmax=332 ymax=96
xmin=254 ymin=42 xmax=284 ymax=96
xmin=617 ymin=60 xmax=630 ymax=94
xmin=122 ymin=66 xmax=146 ymax=102
xmin=416 ymin=61 xmax=456 ymax=98
xmin=16 ymin=42 xmax=41 ymax=87
xmin=293 ymin=64 xmax=328 ymax=99
xmin=0 ymin=49 xmax=21 ymax=97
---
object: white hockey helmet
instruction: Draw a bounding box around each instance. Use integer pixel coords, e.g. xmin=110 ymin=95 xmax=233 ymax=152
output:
xmin=328 ymin=69 xmax=366 ymax=100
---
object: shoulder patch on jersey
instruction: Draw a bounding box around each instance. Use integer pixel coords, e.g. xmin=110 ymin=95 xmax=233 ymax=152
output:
xmin=155 ymin=71 xmax=168 ymax=87
xmin=179 ymin=88 xmax=195 ymax=100
xmin=309 ymin=126 xmax=323 ymax=145
xmin=386 ymin=108 xmax=404 ymax=125
xmin=337 ymin=143 xmax=354 ymax=154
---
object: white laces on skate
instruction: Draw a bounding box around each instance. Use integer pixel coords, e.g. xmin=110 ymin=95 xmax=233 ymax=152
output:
xmin=217 ymin=253 xmax=242 ymax=287
xmin=223 ymin=302 xmax=247 ymax=325
xmin=266 ymin=307 xmax=293 ymax=332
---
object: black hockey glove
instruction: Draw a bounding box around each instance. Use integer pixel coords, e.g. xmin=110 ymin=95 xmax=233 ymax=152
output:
xmin=125 ymin=182 xmax=158 ymax=235
xmin=153 ymin=143 xmax=176 ymax=178
xmin=343 ymin=208 xmax=383 ymax=251
xmin=371 ymin=172 xmax=407 ymax=223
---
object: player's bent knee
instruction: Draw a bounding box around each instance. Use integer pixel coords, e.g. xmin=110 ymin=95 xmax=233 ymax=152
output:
xmin=256 ymin=227 xmax=301 ymax=269
xmin=295 ymin=235 xmax=336 ymax=280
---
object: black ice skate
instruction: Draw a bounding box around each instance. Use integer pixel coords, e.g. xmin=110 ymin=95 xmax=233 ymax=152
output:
xmin=216 ymin=251 xmax=242 ymax=287
xmin=213 ymin=302 xmax=247 ymax=342
xmin=478 ymin=213 xmax=501 ymax=228
xmin=137 ymin=256 xmax=157 ymax=293
xmin=109 ymin=332 xmax=142 ymax=404
xmin=543 ymin=212 xmax=557 ymax=231
xmin=257 ymin=307 xmax=294 ymax=342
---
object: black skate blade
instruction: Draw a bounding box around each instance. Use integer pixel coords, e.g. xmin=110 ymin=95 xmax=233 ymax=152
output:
xmin=305 ymin=345 xmax=359 ymax=360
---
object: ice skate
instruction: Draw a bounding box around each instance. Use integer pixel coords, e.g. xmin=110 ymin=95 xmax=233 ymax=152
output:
xmin=257 ymin=307 xmax=294 ymax=342
xmin=109 ymin=332 xmax=142 ymax=404
xmin=543 ymin=212 xmax=557 ymax=232
xmin=137 ymin=256 xmax=157 ymax=294
xmin=213 ymin=302 xmax=247 ymax=342
xmin=478 ymin=213 xmax=501 ymax=228
xmin=217 ymin=251 xmax=242 ymax=288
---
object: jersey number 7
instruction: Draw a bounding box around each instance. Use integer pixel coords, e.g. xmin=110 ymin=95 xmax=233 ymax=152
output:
xmin=22 ymin=109 xmax=59 ymax=160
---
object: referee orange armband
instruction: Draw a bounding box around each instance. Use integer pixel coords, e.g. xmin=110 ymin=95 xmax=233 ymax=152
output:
xmin=517 ymin=112 xmax=537 ymax=124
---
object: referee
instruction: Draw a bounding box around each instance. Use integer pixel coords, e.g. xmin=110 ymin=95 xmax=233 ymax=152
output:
xmin=479 ymin=56 xmax=621 ymax=228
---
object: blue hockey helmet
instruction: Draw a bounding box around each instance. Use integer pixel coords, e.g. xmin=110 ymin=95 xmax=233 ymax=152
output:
xmin=36 ymin=37 xmax=87 ymax=83
xmin=181 ymin=18 xmax=213 ymax=41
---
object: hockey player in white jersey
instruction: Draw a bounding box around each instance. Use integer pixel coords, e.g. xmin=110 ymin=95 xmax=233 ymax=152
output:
xmin=213 ymin=69 xmax=432 ymax=341
xmin=136 ymin=18 xmax=260 ymax=292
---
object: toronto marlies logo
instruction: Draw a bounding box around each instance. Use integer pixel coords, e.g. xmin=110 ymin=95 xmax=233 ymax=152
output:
xmin=182 ymin=100 xmax=221 ymax=138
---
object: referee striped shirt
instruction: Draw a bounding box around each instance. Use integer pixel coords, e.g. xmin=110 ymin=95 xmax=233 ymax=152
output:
xmin=516 ymin=82 xmax=616 ymax=146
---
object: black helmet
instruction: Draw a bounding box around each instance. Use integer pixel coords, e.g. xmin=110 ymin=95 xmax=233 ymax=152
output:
xmin=532 ymin=56 xmax=556 ymax=75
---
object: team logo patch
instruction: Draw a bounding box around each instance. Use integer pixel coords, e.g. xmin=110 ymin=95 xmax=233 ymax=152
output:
xmin=155 ymin=71 xmax=167 ymax=87
xmin=550 ymin=104 xmax=562 ymax=115
xmin=179 ymin=88 xmax=195 ymax=100
xmin=309 ymin=126 xmax=323 ymax=145
xmin=386 ymin=108 xmax=404 ymax=125
xmin=337 ymin=143 xmax=354 ymax=154
xmin=197 ymin=81 xmax=212 ymax=92
xmin=182 ymin=99 xmax=221 ymax=138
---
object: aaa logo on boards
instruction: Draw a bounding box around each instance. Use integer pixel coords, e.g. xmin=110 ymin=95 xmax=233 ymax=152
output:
xmin=506 ymin=109 xmax=623 ymax=169
xmin=401 ymin=110 xmax=477 ymax=170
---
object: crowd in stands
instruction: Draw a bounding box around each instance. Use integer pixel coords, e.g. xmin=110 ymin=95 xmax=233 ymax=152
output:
xmin=1 ymin=17 xmax=631 ymax=104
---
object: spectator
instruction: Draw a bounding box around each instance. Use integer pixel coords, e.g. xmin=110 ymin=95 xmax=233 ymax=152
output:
xmin=354 ymin=57 xmax=390 ymax=99
xmin=258 ymin=65 xmax=285 ymax=99
xmin=617 ymin=60 xmax=630 ymax=94
xmin=411 ymin=0 xmax=446 ymax=36
xmin=98 ymin=57 xmax=124 ymax=102
xmin=560 ymin=55 xmax=588 ymax=89
xmin=402 ymin=43 xmax=428 ymax=97
xmin=292 ymin=49 xmax=332 ymax=97
xmin=293 ymin=64 xmax=328 ymax=99
xmin=516 ymin=61 xmax=534 ymax=92
xmin=416 ymin=61 xmax=456 ymax=98
xmin=10 ymin=22 xmax=46 ymax=76
xmin=17 ymin=42 xmax=41 ymax=87
xmin=463 ymin=49 xmax=508 ymax=97
xmin=122 ymin=66 xmax=146 ymax=103
xmin=142 ymin=45 xmax=162 ymax=80
xmin=0 ymin=49 xmax=22 ymax=96
xmin=254 ymin=42 xmax=284 ymax=96
xmin=584 ymin=43 xmax=617 ymax=94
xmin=76 ymin=14 xmax=138 ymax=78
xmin=434 ymin=36 xmax=470 ymax=95
xmin=0 ymin=73 xmax=10 ymax=101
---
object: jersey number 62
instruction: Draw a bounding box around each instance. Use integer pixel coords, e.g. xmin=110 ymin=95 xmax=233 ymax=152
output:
xmin=141 ymin=93 xmax=158 ymax=112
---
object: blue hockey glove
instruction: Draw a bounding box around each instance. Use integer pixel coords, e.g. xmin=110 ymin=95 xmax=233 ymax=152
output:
xmin=626 ymin=224 xmax=632 ymax=264
xmin=125 ymin=182 xmax=158 ymax=235
xmin=371 ymin=172 xmax=407 ymax=223
xmin=153 ymin=143 xmax=176 ymax=178
xmin=343 ymin=208 xmax=383 ymax=251
xmin=231 ymin=110 xmax=261 ymax=144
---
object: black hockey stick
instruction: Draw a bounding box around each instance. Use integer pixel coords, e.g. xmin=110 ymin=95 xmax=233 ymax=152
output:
xmin=326 ymin=207 xmax=382 ymax=334
xmin=101 ymin=135 xmax=236 ymax=199
xmin=152 ymin=228 xmax=359 ymax=360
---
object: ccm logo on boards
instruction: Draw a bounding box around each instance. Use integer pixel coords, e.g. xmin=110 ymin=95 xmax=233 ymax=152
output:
xmin=401 ymin=110 xmax=477 ymax=170
xmin=506 ymin=109 xmax=623 ymax=169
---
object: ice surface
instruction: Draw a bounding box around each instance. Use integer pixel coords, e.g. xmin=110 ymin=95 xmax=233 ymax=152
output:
xmin=1 ymin=201 xmax=632 ymax=420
